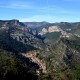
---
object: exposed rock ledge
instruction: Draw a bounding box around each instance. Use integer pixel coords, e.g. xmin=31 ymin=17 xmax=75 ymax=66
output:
xmin=22 ymin=50 xmax=46 ymax=74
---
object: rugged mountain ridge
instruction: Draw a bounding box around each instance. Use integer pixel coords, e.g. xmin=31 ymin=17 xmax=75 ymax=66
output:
xmin=0 ymin=20 xmax=46 ymax=49
xmin=0 ymin=20 xmax=80 ymax=80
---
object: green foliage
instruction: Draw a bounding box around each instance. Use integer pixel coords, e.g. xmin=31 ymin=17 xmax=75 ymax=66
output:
xmin=38 ymin=37 xmax=80 ymax=80
xmin=0 ymin=24 xmax=40 ymax=80
xmin=70 ymin=68 xmax=80 ymax=80
xmin=61 ymin=37 xmax=80 ymax=52
xmin=0 ymin=49 xmax=38 ymax=80
xmin=42 ymin=32 xmax=61 ymax=43
xmin=38 ymin=73 xmax=51 ymax=80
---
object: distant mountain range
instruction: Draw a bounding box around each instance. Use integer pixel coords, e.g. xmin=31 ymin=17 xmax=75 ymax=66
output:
xmin=23 ymin=21 xmax=49 ymax=28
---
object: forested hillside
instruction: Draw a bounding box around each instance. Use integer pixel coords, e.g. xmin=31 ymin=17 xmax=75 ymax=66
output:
xmin=0 ymin=20 xmax=80 ymax=80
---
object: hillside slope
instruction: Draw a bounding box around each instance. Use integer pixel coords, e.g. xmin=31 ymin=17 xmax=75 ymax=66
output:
xmin=0 ymin=20 xmax=80 ymax=80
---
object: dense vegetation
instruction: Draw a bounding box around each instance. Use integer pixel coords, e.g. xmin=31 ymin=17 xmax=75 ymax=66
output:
xmin=0 ymin=29 xmax=38 ymax=80
xmin=0 ymin=49 xmax=38 ymax=80
xmin=42 ymin=32 xmax=61 ymax=43
xmin=61 ymin=37 xmax=80 ymax=52
xmin=37 ymin=37 xmax=80 ymax=80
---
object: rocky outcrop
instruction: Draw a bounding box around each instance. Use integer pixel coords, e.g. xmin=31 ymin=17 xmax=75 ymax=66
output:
xmin=0 ymin=20 xmax=44 ymax=49
xmin=39 ymin=25 xmax=70 ymax=38
xmin=48 ymin=26 xmax=60 ymax=32
xmin=39 ymin=26 xmax=60 ymax=35
xmin=22 ymin=50 xmax=46 ymax=74
xmin=10 ymin=30 xmax=44 ymax=49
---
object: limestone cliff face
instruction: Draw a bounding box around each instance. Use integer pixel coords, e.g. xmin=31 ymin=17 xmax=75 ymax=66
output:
xmin=48 ymin=26 xmax=60 ymax=32
xmin=39 ymin=26 xmax=60 ymax=35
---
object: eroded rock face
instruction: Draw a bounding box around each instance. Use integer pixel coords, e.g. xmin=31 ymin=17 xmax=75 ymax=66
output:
xmin=48 ymin=26 xmax=60 ymax=32
xmin=22 ymin=50 xmax=46 ymax=74
xmin=39 ymin=26 xmax=60 ymax=35
xmin=39 ymin=28 xmax=48 ymax=35
xmin=39 ymin=25 xmax=70 ymax=38
xmin=0 ymin=20 xmax=44 ymax=49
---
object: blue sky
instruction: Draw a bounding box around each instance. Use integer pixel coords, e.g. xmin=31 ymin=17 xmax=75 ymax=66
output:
xmin=0 ymin=0 xmax=80 ymax=22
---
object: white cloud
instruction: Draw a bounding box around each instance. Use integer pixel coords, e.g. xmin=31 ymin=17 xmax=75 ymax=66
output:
xmin=0 ymin=0 xmax=36 ymax=9
xmin=0 ymin=0 xmax=49 ymax=9
xmin=0 ymin=3 xmax=34 ymax=9
xmin=0 ymin=3 xmax=48 ymax=10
